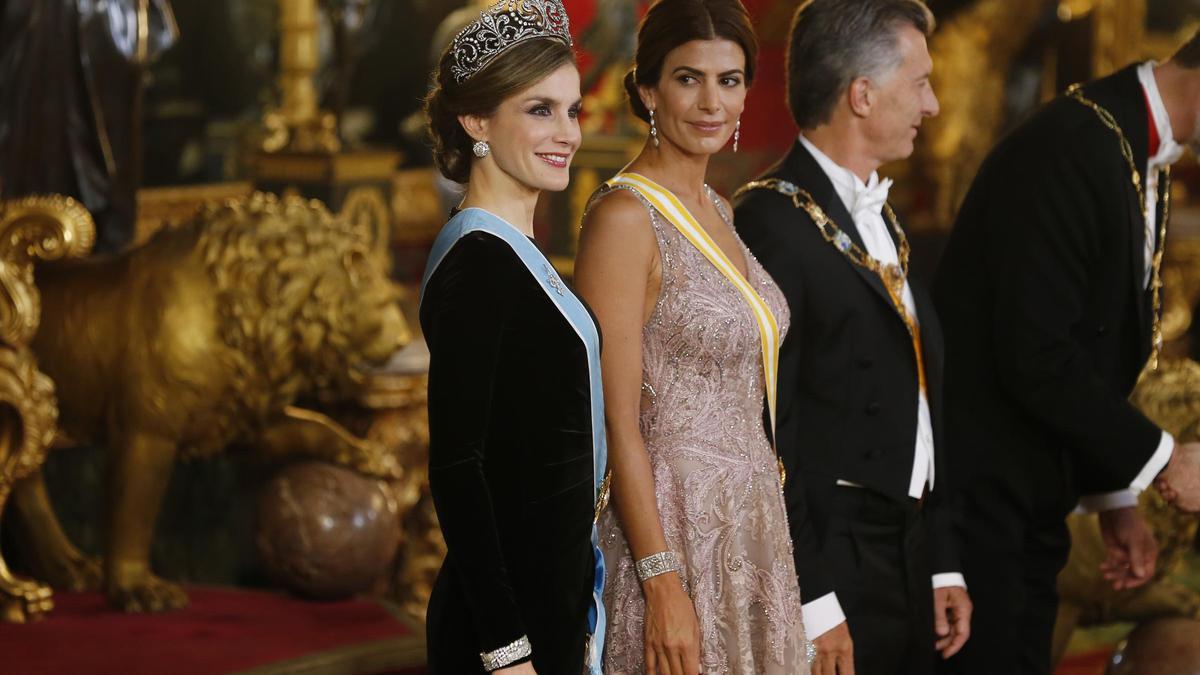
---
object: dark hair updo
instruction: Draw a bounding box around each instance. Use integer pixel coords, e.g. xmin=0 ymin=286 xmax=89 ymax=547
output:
xmin=425 ymin=38 xmax=576 ymax=183
xmin=622 ymin=0 xmax=759 ymax=124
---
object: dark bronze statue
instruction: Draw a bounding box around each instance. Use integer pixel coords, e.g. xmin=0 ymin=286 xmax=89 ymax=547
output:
xmin=0 ymin=0 xmax=177 ymax=253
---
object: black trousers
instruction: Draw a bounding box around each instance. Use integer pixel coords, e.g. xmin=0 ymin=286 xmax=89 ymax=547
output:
xmin=823 ymin=486 xmax=936 ymax=675
xmin=936 ymin=452 xmax=1074 ymax=675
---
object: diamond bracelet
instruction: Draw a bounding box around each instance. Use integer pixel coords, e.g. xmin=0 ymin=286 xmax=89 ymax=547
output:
xmin=480 ymin=635 xmax=532 ymax=671
xmin=635 ymin=551 xmax=682 ymax=582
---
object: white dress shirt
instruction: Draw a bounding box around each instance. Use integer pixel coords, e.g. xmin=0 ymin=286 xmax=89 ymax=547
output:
xmin=796 ymin=135 xmax=964 ymax=640
xmin=1077 ymin=62 xmax=1179 ymax=512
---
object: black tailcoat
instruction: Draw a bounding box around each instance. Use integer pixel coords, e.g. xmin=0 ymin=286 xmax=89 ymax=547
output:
xmin=736 ymin=141 xmax=958 ymax=669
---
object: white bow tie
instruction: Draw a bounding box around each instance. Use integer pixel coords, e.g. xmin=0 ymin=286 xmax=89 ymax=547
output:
xmin=851 ymin=176 xmax=893 ymax=220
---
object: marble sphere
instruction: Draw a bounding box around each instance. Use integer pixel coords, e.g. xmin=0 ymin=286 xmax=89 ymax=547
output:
xmin=1108 ymin=618 xmax=1200 ymax=674
xmin=256 ymin=461 xmax=401 ymax=600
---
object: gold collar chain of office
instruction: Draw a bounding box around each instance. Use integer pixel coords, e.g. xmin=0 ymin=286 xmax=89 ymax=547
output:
xmin=735 ymin=179 xmax=915 ymax=333
xmin=1066 ymin=84 xmax=1172 ymax=370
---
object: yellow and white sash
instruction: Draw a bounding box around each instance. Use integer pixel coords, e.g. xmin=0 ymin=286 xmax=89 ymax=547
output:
xmin=607 ymin=172 xmax=782 ymax=439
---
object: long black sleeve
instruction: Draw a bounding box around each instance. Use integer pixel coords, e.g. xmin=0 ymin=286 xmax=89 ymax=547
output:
xmin=985 ymin=131 xmax=1161 ymax=489
xmin=422 ymin=234 xmax=529 ymax=653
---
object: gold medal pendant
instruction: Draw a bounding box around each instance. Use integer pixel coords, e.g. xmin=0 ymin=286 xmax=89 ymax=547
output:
xmin=882 ymin=263 xmax=905 ymax=298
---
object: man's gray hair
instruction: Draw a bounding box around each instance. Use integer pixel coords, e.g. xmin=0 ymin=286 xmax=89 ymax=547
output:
xmin=786 ymin=0 xmax=934 ymax=130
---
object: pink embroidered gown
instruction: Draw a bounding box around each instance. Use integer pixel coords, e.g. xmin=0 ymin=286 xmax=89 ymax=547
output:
xmin=591 ymin=183 xmax=810 ymax=674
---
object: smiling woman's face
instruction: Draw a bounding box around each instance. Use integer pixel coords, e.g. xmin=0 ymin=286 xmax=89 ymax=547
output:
xmin=640 ymin=38 xmax=747 ymax=156
xmin=475 ymin=63 xmax=583 ymax=192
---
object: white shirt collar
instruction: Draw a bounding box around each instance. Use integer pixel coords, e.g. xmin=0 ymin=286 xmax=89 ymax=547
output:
xmin=797 ymin=133 xmax=892 ymax=220
xmin=1136 ymin=61 xmax=1183 ymax=168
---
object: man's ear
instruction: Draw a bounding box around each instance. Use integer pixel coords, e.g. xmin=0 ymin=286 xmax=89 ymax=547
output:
xmin=458 ymin=113 xmax=489 ymax=142
xmin=848 ymin=76 xmax=874 ymax=118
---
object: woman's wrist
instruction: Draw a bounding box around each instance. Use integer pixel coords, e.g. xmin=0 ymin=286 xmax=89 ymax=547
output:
xmin=480 ymin=635 xmax=532 ymax=671
xmin=635 ymin=550 xmax=681 ymax=582
xmin=641 ymin=570 xmax=685 ymax=597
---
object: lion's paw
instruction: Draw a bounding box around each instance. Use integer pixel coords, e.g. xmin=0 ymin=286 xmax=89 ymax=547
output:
xmin=108 ymin=574 xmax=189 ymax=613
xmin=43 ymin=553 xmax=103 ymax=592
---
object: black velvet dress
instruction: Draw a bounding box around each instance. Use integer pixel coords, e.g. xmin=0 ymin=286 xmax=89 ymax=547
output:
xmin=421 ymin=230 xmax=599 ymax=673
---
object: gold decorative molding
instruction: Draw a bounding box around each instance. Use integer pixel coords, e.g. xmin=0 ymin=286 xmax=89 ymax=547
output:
xmin=253 ymin=150 xmax=400 ymax=185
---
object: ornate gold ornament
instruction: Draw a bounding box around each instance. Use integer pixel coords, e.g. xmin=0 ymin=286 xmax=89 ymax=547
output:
xmin=339 ymin=185 xmax=391 ymax=261
xmin=261 ymin=0 xmax=341 ymax=153
xmin=12 ymin=192 xmax=409 ymax=612
xmin=0 ymin=195 xmax=96 ymax=622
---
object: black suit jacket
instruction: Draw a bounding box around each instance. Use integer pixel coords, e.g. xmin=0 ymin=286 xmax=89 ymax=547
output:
xmin=735 ymin=141 xmax=959 ymax=604
xmin=420 ymin=232 xmax=596 ymax=673
xmin=933 ymin=64 xmax=1164 ymax=504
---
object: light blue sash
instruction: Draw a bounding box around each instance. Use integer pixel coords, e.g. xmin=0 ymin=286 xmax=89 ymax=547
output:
xmin=420 ymin=208 xmax=607 ymax=674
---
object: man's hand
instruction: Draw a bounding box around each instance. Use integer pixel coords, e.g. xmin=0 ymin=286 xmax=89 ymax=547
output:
xmin=811 ymin=621 xmax=854 ymax=675
xmin=1155 ymin=441 xmax=1200 ymax=512
xmin=933 ymin=586 xmax=972 ymax=659
xmin=1098 ymin=506 xmax=1158 ymax=590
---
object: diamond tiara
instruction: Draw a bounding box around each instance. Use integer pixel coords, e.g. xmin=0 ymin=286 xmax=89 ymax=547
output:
xmin=450 ymin=0 xmax=573 ymax=83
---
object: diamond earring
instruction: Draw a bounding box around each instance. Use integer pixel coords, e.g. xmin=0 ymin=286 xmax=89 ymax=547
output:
xmin=733 ymin=118 xmax=741 ymax=153
xmin=649 ymin=109 xmax=659 ymax=148
xmin=472 ymin=140 xmax=490 ymax=158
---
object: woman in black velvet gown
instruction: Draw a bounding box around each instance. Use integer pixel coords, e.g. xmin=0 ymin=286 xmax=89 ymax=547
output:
xmin=419 ymin=2 xmax=607 ymax=673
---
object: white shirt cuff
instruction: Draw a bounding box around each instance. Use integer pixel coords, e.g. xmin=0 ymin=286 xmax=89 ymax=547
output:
xmin=932 ymin=572 xmax=966 ymax=590
xmin=1077 ymin=490 xmax=1138 ymax=513
xmin=1076 ymin=431 xmax=1174 ymax=512
xmin=1131 ymin=430 xmax=1174 ymax=493
xmin=801 ymin=592 xmax=846 ymax=639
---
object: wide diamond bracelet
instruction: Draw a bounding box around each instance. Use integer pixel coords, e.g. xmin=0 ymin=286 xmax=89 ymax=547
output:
xmin=635 ymin=551 xmax=682 ymax=582
xmin=480 ymin=635 xmax=532 ymax=671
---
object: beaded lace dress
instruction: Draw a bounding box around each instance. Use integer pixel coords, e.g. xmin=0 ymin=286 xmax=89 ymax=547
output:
xmin=590 ymin=183 xmax=809 ymax=674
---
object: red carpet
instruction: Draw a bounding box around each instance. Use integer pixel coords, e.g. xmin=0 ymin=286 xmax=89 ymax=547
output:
xmin=1055 ymin=648 xmax=1115 ymax=675
xmin=0 ymin=587 xmax=426 ymax=674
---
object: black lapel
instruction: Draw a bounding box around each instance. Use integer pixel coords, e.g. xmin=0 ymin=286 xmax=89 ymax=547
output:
xmin=1079 ymin=65 xmax=1151 ymax=332
xmin=778 ymin=140 xmax=900 ymax=319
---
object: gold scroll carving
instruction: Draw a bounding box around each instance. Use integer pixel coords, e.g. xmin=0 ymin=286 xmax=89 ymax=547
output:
xmin=0 ymin=195 xmax=96 ymax=622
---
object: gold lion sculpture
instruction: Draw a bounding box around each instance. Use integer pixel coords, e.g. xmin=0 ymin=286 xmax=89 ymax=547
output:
xmin=11 ymin=192 xmax=408 ymax=612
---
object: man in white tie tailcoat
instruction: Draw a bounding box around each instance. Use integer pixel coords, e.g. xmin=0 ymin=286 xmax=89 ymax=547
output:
xmin=734 ymin=1 xmax=971 ymax=673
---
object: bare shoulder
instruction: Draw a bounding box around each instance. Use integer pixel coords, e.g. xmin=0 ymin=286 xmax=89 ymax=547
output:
xmin=582 ymin=186 xmax=653 ymax=236
xmin=577 ymin=186 xmax=657 ymax=273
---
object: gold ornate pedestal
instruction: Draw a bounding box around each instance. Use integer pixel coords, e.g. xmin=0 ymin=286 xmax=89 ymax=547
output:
xmin=0 ymin=195 xmax=96 ymax=622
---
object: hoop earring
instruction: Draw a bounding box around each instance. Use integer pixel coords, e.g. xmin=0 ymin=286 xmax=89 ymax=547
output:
xmin=472 ymin=140 xmax=490 ymax=158
xmin=733 ymin=118 xmax=741 ymax=153
xmin=649 ymin=109 xmax=660 ymax=148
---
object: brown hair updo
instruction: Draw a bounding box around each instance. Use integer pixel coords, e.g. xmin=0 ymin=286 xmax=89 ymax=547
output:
xmin=622 ymin=0 xmax=759 ymax=124
xmin=425 ymin=38 xmax=576 ymax=183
